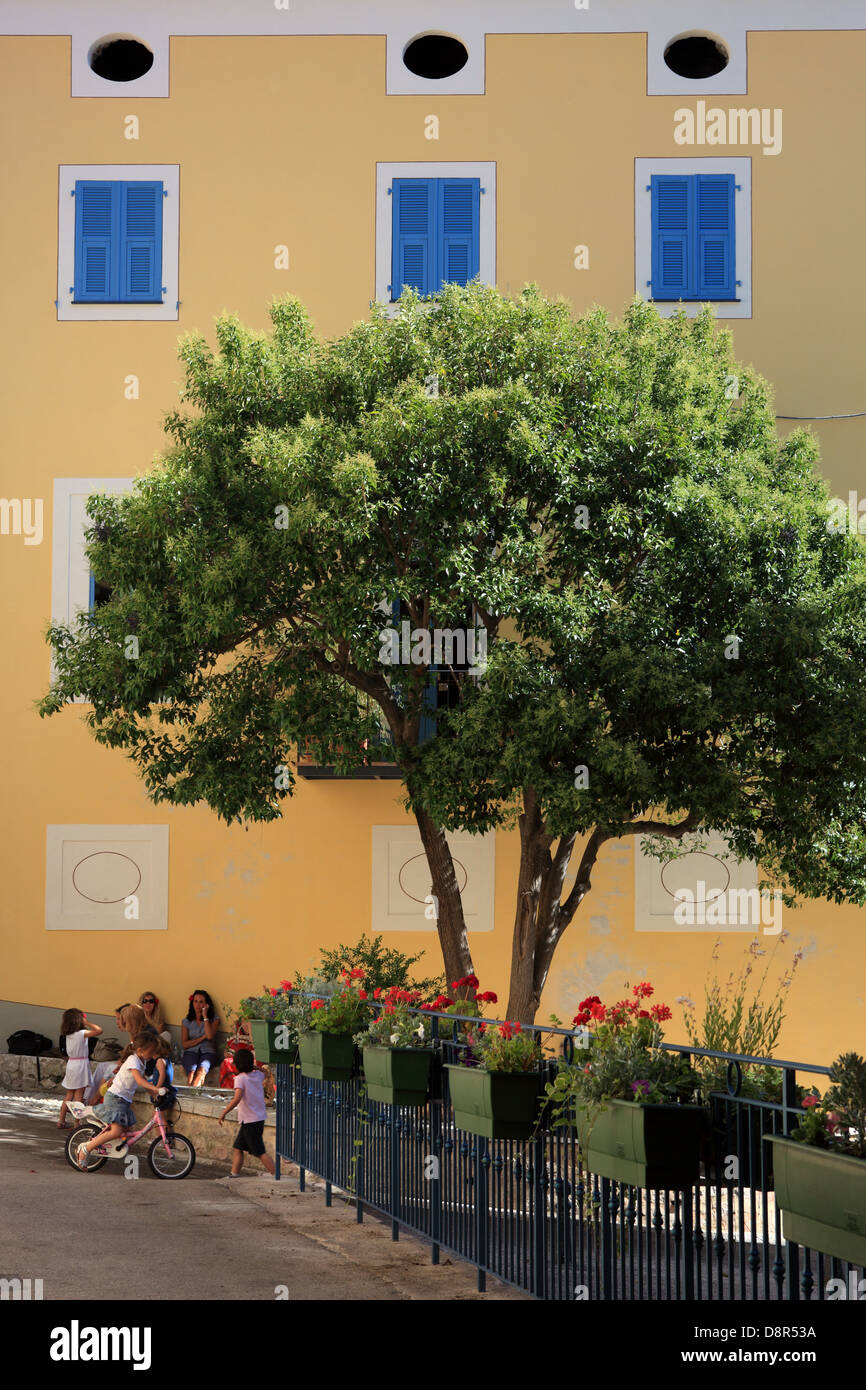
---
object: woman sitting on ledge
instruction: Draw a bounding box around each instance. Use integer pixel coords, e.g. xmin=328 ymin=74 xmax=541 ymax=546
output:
xmin=138 ymin=991 xmax=172 ymax=1046
xmin=181 ymin=989 xmax=219 ymax=1087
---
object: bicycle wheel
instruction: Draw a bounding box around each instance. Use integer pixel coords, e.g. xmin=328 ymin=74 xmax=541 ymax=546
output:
xmin=65 ymin=1123 xmax=107 ymax=1173
xmin=148 ymin=1130 xmax=195 ymax=1178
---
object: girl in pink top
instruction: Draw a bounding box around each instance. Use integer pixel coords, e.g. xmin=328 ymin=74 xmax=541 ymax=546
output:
xmin=218 ymin=1048 xmax=276 ymax=1178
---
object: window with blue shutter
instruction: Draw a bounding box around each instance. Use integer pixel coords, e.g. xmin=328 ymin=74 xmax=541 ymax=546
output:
xmin=651 ymin=174 xmax=735 ymax=300
xmin=88 ymin=573 xmax=113 ymax=612
xmin=391 ymin=178 xmax=480 ymax=300
xmin=73 ymin=180 xmax=164 ymax=303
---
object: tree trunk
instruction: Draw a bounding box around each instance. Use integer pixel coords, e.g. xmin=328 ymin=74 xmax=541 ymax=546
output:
xmin=414 ymin=805 xmax=475 ymax=987
xmin=506 ymin=791 xmax=554 ymax=1022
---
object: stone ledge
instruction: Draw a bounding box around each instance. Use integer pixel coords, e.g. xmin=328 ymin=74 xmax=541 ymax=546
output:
xmin=0 ymin=1055 xmax=67 ymax=1092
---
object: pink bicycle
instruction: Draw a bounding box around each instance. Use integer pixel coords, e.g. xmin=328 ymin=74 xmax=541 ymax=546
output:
xmin=64 ymin=1092 xmax=196 ymax=1179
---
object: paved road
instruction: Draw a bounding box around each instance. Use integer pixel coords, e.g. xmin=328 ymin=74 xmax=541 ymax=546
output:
xmin=0 ymin=1093 xmax=526 ymax=1301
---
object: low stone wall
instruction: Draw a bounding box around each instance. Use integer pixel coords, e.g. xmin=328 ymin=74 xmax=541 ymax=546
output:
xmin=131 ymin=1089 xmax=276 ymax=1166
xmin=0 ymin=1054 xmax=67 ymax=1092
xmin=0 ymin=1051 xmax=226 ymax=1097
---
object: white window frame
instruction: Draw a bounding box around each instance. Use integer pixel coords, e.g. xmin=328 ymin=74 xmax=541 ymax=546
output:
xmin=57 ymin=164 xmax=180 ymax=321
xmin=51 ymin=477 xmax=134 ymax=644
xmin=634 ymin=156 xmax=752 ymax=319
xmin=375 ymin=161 xmax=496 ymax=308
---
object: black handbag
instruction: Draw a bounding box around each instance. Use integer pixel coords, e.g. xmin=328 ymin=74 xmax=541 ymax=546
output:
xmin=6 ymin=1030 xmax=53 ymax=1056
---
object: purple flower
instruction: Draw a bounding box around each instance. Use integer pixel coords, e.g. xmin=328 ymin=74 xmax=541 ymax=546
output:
xmin=631 ymin=1080 xmax=650 ymax=1095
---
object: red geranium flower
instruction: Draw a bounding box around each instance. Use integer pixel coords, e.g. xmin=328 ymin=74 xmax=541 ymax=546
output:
xmin=310 ymin=999 xmax=325 ymax=1010
xmin=650 ymin=1003 xmax=672 ymax=1022
xmin=358 ymin=990 xmax=368 ymax=1000
xmin=279 ymin=980 xmax=293 ymax=991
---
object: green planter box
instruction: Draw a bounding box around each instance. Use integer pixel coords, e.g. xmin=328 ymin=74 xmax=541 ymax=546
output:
xmin=246 ymin=1019 xmax=298 ymax=1066
xmin=446 ymin=1065 xmax=540 ymax=1140
xmin=298 ymin=1031 xmax=355 ymax=1082
xmin=362 ymin=1046 xmax=432 ymax=1106
xmin=576 ymin=1099 xmax=708 ymax=1189
xmin=768 ymin=1136 xmax=866 ymax=1267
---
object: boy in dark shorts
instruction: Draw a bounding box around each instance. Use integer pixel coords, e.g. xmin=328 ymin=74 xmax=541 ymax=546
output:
xmin=218 ymin=1048 xmax=276 ymax=1178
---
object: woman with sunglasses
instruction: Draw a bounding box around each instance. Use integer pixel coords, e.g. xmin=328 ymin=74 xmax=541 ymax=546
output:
xmin=138 ymin=991 xmax=172 ymax=1045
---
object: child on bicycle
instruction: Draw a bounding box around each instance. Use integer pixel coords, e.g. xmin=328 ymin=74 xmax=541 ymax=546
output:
xmin=76 ymin=1032 xmax=162 ymax=1168
xmin=218 ymin=1048 xmax=276 ymax=1178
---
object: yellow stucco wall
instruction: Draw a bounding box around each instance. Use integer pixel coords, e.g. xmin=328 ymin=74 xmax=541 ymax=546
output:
xmin=1 ymin=27 xmax=864 ymax=1061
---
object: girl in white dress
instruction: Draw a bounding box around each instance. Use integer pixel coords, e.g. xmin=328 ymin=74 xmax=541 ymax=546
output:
xmin=58 ymin=1008 xmax=103 ymax=1128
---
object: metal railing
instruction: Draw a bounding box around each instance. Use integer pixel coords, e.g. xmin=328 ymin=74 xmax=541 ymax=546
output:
xmin=274 ymin=1006 xmax=864 ymax=1301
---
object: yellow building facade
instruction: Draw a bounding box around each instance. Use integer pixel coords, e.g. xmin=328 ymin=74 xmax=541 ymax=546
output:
xmin=1 ymin=3 xmax=865 ymax=1059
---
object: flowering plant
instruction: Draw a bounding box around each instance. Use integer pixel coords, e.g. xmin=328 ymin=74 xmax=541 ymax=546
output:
xmin=308 ymin=968 xmax=372 ymax=1035
xmin=225 ymin=975 xmax=339 ymax=1047
xmin=545 ymin=983 xmax=699 ymax=1124
xmin=227 ymin=980 xmax=298 ymax=1026
xmin=791 ymin=1053 xmax=866 ymax=1160
xmin=681 ymin=934 xmax=805 ymax=1100
xmin=428 ymin=976 xmax=499 ymax=1023
xmin=461 ymin=1019 xmax=543 ymax=1074
xmin=355 ymin=986 xmax=432 ymax=1049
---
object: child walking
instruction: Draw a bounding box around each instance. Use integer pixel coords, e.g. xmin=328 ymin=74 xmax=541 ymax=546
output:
xmin=58 ymin=1009 xmax=103 ymax=1128
xmin=75 ymin=1032 xmax=161 ymax=1167
xmin=218 ymin=1048 xmax=275 ymax=1178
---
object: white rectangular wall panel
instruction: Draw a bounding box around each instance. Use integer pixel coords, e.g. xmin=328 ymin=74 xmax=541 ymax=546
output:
xmin=46 ymin=824 xmax=169 ymax=931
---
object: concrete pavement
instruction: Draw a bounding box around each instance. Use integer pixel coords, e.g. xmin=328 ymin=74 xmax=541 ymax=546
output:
xmin=0 ymin=1092 xmax=527 ymax=1301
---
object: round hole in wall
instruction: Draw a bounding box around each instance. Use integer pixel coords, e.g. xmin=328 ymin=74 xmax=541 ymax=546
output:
xmin=88 ymin=34 xmax=154 ymax=82
xmin=664 ymin=32 xmax=729 ymax=79
xmin=403 ymin=33 xmax=469 ymax=80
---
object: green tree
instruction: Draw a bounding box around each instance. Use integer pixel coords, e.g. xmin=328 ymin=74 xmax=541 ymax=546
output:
xmin=39 ymin=285 xmax=866 ymax=1019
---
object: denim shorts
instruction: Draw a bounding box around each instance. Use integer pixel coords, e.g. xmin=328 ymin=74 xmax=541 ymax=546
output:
xmin=182 ymin=1050 xmax=215 ymax=1074
xmin=94 ymin=1093 xmax=135 ymax=1128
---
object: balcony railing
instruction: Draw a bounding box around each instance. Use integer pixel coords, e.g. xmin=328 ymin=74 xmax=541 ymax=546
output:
xmin=274 ymin=1006 xmax=864 ymax=1301
xmin=295 ymin=737 xmax=402 ymax=779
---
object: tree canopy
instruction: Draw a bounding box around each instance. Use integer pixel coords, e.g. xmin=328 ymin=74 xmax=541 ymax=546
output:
xmin=40 ymin=284 xmax=866 ymax=1019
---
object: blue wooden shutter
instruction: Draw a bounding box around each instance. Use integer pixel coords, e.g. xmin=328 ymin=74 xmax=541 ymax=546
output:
xmin=651 ymin=176 xmax=690 ymax=299
xmin=437 ymin=179 xmax=480 ymax=290
xmin=73 ymin=181 xmax=116 ymax=301
xmin=696 ymin=174 xmax=735 ymax=299
xmin=392 ymin=179 xmax=435 ymax=299
xmin=120 ymin=181 xmax=163 ymax=301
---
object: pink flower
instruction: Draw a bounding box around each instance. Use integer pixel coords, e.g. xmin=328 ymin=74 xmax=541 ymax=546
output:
xmin=801 ymin=1094 xmax=821 ymax=1109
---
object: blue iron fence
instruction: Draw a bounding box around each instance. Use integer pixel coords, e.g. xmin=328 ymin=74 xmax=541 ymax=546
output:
xmin=274 ymin=1008 xmax=864 ymax=1301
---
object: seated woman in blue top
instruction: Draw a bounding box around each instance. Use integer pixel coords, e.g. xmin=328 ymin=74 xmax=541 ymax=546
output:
xmin=181 ymin=989 xmax=220 ymax=1087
